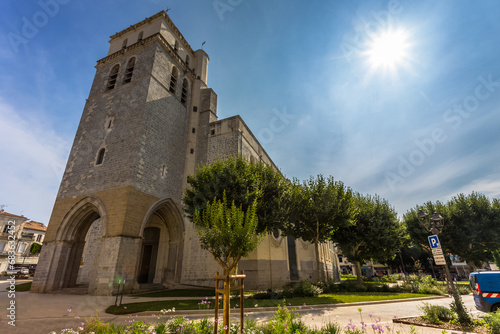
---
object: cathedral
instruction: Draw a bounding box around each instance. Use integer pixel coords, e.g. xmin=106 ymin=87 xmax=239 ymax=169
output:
xmin=31 ymin=11 xmax=340 ymax=295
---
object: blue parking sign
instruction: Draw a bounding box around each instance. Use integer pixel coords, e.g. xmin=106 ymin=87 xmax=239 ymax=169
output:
xmin=428 ymin=235 xmax=441 ymax=249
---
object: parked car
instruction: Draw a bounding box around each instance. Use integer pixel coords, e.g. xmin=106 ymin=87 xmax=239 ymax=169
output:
xmin=3 ymin=267 xmax=29 ymax=277
xmin=470 ymin=271 xmax=500 ymax=312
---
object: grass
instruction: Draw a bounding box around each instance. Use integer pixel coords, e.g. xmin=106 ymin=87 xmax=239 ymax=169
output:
xmin=436 ymin=281 xmax=469 ymax=285
xmin=133 ymin=289 xmax=253 ymax=298
xmin=132 ymin=289 xmax=216 ymax=298
xmin=106 ymin=292 xmax=434 ymax=315
xmin=5 ymin=282 xmax=32 ymax=292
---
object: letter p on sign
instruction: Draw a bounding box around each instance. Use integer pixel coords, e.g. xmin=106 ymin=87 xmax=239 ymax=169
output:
xmin=428 ymin=235 xmax=441 ymax=249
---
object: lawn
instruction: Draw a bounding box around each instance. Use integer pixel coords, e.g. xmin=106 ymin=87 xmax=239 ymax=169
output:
xmin=133 ymin=289 xmax=254 ymax=298
xmin=5 ymin=282 xmax=32 ymax=292
xmin=106 ymin=292 xmax=433 ymax=315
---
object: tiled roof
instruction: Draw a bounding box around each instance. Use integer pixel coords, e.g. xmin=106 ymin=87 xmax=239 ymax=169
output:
xmin=23 ymin=221 xmax=47 ymax=232
xmin=0 ymin=211 xmax=27 ymax=220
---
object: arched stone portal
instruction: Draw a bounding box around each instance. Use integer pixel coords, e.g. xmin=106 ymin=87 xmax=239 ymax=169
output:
xmin=31 ymin=196 xmax=107 ymax=294
xmin=138 ymin=227 xmax=160 ymax=284
xmin=137 ymin=199 xmax=184 ymax=287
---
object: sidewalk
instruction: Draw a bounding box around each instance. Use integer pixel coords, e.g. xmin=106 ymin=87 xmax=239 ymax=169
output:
xmin=0 ymin=281 xmax=479 ymax=334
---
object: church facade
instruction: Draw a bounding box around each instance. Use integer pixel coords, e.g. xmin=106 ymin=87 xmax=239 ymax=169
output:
xmin=31 ymin=11 xmax=340 ymax=295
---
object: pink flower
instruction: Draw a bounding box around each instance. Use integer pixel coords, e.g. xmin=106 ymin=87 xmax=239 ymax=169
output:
xmin=124 ymin=306 xmax=127 ymax=309
xmin=67 ymin=308 xmax=72 ymax=313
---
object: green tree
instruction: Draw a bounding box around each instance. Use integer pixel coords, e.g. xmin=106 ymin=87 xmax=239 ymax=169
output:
xmin=30 ymin=243 xmax=42 ymax=256
xmin=334 ymin=194 xmax=404 ymax=285
xmin=184 ymin=157 xmax=290 ymax=233
xmin=193 ymin=195 xmax=264 ymax=274
xmin=287 ymin=175 xmax=356 ymax=283
xmin=404 ymin=200 xmax=448 ymax=250
xmin=193 ymin=195 xmax=265 ymax=333
xmin=446 ymin=192 xmax=500 ymax=269
xmin=404 ymin=193 xmax=500 ymax=270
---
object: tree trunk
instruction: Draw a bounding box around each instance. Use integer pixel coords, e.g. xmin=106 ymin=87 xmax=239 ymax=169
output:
xmin=223 ymin=269 xmax=230 ymax=334
xmin=314 ymin=219 xmax=323 ymax=283
xmin=314 ymin=239 xmax=322 ymax=283
xmin=355 ymin=261 xmax=363 ymax=286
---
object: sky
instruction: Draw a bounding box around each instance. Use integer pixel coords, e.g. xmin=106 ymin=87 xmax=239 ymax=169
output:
xmin=1 ymin=0 xmax=500 ymax=225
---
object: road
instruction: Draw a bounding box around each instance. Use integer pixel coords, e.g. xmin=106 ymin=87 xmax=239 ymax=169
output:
xmin=0 ymin=277 xmax=484 ymax=334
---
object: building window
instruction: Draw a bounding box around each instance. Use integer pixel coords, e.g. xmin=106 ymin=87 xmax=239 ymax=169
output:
xmin=137 ymin=31 xmax=143 ymax=42
xmin=190 ymin=149 xmax=194 ymax=154
xmin=181 ymin=79 xmax=188 ymax=104
xmin=272 ymin=229 xmax=280 ymax=239
xmin=193 ymin=106 xmax=198 ymax=112
xmin=210 ymin=129 xmax=215 ymax=135
xmin=169 ymin=67 xmax=178 ymax=94
xmin=122 ymin=38 xmax=128 ymax=49
xmin=123 ymin=57 xmax=136 ymax=84
xmin=192 ymin=128 xmax=196 ymax=133
xmin=19 ymin=243 xmax=26 ymax=253
xmin=96 ymin=148 xmax=105 ymax=165
xmin=2 ymin=225 xmax=9 ymax=233
xmin=36 ymin=235 xmax=42 ymax=242
xmin=106 ymin=64 xmax=119 ymax=91
xmin=185 ymin=55 xmax=190 ymax=66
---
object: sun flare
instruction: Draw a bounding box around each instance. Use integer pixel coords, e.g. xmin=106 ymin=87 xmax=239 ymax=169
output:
xmin=367 ymin=29 xmax=409 ymax=69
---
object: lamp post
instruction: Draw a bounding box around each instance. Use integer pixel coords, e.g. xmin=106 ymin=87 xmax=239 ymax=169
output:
xmin=398 ymin=249 xmax=406 ymax=277
xmin=417 ymin=210 xmax=470 ymax=324
xmin=427 ymin=257 xmax=436 ymax=279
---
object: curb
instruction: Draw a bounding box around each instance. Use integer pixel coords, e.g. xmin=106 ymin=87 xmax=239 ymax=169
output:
xmin=116 ymin=295 xmax=449 ymax=317
xmin=392 ymin=316 xmax=479 ymax=334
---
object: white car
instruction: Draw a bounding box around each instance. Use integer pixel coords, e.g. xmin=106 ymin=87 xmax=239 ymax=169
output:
xmin=4 ymin=267 xmax=29 ymax=276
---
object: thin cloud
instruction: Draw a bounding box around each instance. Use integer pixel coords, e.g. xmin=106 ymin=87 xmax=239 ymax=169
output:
xmin=0 ymin=99 xmax=69 ymax=224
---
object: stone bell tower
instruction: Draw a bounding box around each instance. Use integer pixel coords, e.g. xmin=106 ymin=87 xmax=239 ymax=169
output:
xmin=31 ymin=11 xmax=216 ymax=295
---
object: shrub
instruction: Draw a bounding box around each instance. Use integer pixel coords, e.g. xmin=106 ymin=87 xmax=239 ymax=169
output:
xmin=399 ymin=275 xmax=447 ymax=295
xmin=292 ymin=279 xmax=323 ymax=297
xmin=341 ymin=274 xmax=357 ymax=280
xmin=123 ymin=320 xmax=156 ymax=334
xmin=79 ymin=316 xmax=124 ymax=334
xmin=321 ymin=322 xmax=343 ymax=333
xmin=253 ymin=288 xmax=285 ymax=299
xmin=455 ymin=284 xmax=471 ymax=295
xmin=391 ymin=273 xmax=402 ymax=280
xmin=485 ymin=309 xmax=500 ymax=334
xmin=419 ymin=303 xmax=455 ymax=324
xmin=266 ymin=303 xmax=301 ymax=334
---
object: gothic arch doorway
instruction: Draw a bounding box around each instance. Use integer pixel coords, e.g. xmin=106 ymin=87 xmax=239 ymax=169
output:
xmin=138 ymin=199 xmax=184 ymax=286
xmin=55 ymin=196 xmax=107 ymax=290
xmin=138 ymin=227 xmax=160 ymax=283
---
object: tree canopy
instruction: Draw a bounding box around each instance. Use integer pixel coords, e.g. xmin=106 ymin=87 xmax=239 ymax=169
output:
xmin=334 ymin=194 xmax=404 ymax=284
xmin=192 ymin=194 xmax=264 ymax=274
xmin=183 ymin=157 xmax=290 ymax=233
xmin=404 ymin=192 xmax=500 ymax=269
xmin=286 ymin=175 xmax=357 ymax=282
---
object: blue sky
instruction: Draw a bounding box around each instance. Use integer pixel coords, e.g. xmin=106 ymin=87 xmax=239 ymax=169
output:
xmin=1 ymin=0 xmax=500 ymax=225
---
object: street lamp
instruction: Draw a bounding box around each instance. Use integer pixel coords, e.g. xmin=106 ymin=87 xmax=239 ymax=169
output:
xmin=427 ymin=257 xmax=436 ymax=279
xmin=417 ymin=210 xmax=470 ymax=323
xmin=417 ymin=210 xmax=444 ymax=235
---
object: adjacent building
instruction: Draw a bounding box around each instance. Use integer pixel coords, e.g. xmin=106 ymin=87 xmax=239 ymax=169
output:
xmin=0 ymin=211 xmax=47 ymax=273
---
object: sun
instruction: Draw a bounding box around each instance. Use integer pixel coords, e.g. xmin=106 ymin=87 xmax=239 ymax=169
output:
xmin=367 ymin=29 xmax=409 ymax=70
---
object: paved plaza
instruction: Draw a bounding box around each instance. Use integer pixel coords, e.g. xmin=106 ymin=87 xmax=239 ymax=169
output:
xmin=0 ymin=279 xmax=483 ymax=334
